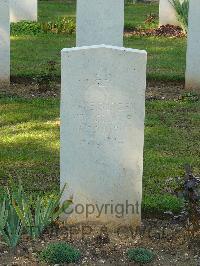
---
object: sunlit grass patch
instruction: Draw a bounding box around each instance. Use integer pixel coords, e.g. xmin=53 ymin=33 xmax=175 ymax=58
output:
xmin=0 ymin=97 xmax=199 ymax=214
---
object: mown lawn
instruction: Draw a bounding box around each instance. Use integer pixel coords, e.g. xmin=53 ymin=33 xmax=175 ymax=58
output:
xmin=38 ymin=0 xmax=76 ymax=22
xmin=0 ymin=97 xmax=199 ymax=214
xmin=11 ymin=34 xmax=186 ymax=81
xmin=11 ymin=1 xmax=187 ymax=81
xmin=38 ymin=1 xmax=158 ymax=28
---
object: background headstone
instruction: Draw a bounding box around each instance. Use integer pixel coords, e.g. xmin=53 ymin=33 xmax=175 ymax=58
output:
xmin=61 ymin=45 xmax=147 ymax=225
xmin=0 ymin=0 xmax=10 ymax=88
xmin=159 ymin=0 xmax=180 ymax=26
xmin=185 ymin=0 xmax=200 ymax=92
xmin=76 ymin=0 xmax=124 ymax=47
xmin=10 ymin=0 xmax=37 ymax=22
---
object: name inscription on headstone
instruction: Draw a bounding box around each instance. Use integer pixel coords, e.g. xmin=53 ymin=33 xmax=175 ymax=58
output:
xmin=77 ymin=82 xmax=135 ymax=149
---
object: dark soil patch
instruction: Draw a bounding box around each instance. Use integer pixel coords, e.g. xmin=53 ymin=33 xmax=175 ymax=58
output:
xmin=0 ymin=219 xmax=199 ymax=265
xmin=125 ymin=25 xmax=186 ymax=38
xmin=0 ymin=81 xmax=189 ymax=100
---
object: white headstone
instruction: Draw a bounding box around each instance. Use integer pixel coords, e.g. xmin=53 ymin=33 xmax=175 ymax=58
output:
xmin=76 ymin=0 xmax=124 ymax=47
xmin=159 ymin=0 xmax=180 ymax=26
xmin=61 ymin=45 xmax=147 ymax=225
xmin=185 ymin=0 xmax=200 ymax=92
xmin=0 ymin=0 xmax=10 ymax=88
xmin=10 ymin=0 xmax=37 ymax=22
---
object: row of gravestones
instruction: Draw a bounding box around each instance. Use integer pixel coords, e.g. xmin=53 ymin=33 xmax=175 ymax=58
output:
xmin=0 ymin=0 xmax=199 ymax=91
xmin=0 ymin=0 xmax=37 ymax=88
xmin=5 ymin=0 xmax=183 ymax=25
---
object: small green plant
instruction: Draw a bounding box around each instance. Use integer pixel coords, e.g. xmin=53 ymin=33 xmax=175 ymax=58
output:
xmin=0 ymin=198 xmax=7 ymax=231
xmin=144 ymin=13 xmax=158 ymax=29
xmin=33 ymin=60 xmax=58 ymax=90
xmin=13 ymin=182 xmax=72 ymax=239
xmin=180 ymin=92 xmax=199 ymax=102
xmin=11 ymin=18 xmax=75 ymax=36
xmin=0 ymin=178 xmax=72 ymax=246
xmin=41 ymin=17 xmax=75 ymax=34
xmin=40 ymin=242 xmax=81 ymax=264
xmin=127 ymin=247 xmax=155 ymax=264
xmin=170 ymin=0 xmax=189 ymax=33
xmin=11 ymin=21 xmax=42 ymax=35
xmin=0 ymin=185 xmax=23 ymax=248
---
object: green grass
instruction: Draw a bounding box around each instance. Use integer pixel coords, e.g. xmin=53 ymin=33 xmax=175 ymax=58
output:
xmin=10 ymin=1 xmax=187 ymax=81
xmin=125 ymin=3 xmax=158 ymax=29
xmin=11 ymin=34 xmax=75 ymax=78
xmin=0 ymin=97 xmax=199 ymax=214
xmin=38 ymin=0 xmax=76 ymax=22
xmin=126 ymin=36 xmax=186 ymax=81
xmin=11 ymin=34 xmax=186 ymax=81
xmin=38 ymin=1 xmax=158 ymax=28
xmin=0 ymin=97 xmax=60 ymax=193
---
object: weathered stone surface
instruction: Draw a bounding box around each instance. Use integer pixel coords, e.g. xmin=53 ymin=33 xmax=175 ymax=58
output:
xmin=60 ymin=45 xmax=147 ymax=225
xmin=159 ymin=0 xmax=180 ymax=26
xmin=0 ymin=0 xmax=10 ymax=88
xmin=10 ymin=0 xmax=37 ymax=22
xmin=185 ymin=0 xmax=200 ymax=92
xmin=76 ymin=0 xmax=124 ymax=47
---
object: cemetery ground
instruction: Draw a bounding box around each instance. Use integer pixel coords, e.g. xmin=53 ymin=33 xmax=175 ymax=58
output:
xmin=11 ymin=1 xmax=186 ymax=81
xmin=0 ymin=1 xmax=200 ymax=265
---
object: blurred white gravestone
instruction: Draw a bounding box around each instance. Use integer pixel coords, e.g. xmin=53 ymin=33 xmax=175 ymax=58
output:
xmin=61 ymin=45 xmax=147 ymax=225
xmin=76 ymin=0 xmax=124 ymax=46
xmin=0 ymin=0 xmax=10 ymax=88
xmin=159 ymin=0 xmax=180 ymax=26
xmin=10 ymin=0 xmax=37 ymax=22
xmin=185 ymin=0 xmax=200 ymax=92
